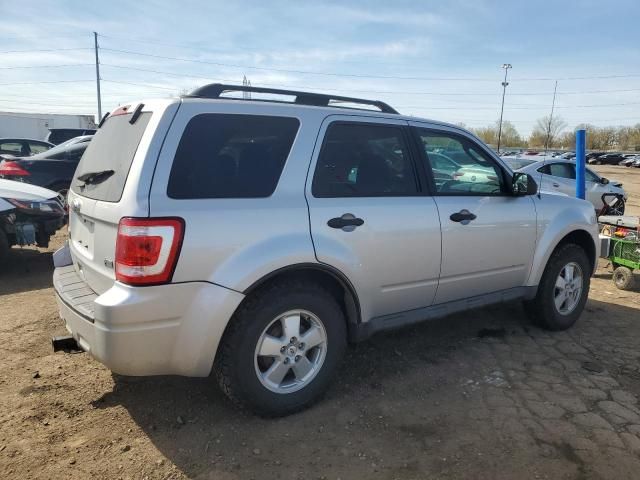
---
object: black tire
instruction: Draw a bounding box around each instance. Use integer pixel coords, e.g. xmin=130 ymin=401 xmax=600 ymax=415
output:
xmin=603 ymin=198 xmax=625 ymax=216
xmin=0 ymin=229 xmax=9 ymax=267
xmin=214 ymin=280 xmax=347 ymax=417
xmin=49 ymin=183 xmax=69 ymax=206
xmin=613 ymin=266 xmax=635 ymax=291
xmin=525 ymin=243 xmax=591 ymax=331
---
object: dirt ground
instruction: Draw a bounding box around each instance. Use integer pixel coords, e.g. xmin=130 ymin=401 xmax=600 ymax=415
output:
xmin=1 ymin=166 xmax=640 ymax=480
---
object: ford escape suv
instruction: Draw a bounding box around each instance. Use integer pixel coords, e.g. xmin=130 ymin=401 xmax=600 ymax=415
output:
xmin=53 ymin=84 xmax=599 ymax=416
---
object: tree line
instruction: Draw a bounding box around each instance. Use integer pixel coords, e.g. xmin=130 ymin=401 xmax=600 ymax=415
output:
xmin=465 ymin=117 xmax=640 ymax=151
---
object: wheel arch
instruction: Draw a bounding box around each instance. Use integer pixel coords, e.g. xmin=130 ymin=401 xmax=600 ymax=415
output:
xmin=242 ymin=263 xmax=362 ymax=341
xmin=529 ymin=228 xmax=597 ymax=287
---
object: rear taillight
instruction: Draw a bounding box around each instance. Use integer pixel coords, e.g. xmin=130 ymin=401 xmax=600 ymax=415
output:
xmin=0 ymin=161 xmax=30 ymax=176
xmin=115 ymin=217 xmax=184 ymax=286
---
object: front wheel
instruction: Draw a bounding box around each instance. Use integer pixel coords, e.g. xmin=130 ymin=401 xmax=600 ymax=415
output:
xmin=215 ymin=281 xmax=347 ymax=416
xmin=525 ymin=244 xmax=591 ymax=331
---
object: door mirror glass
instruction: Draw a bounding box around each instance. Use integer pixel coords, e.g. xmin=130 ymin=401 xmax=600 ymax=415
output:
xmin=512 ymin=172 xmax=537 ymax=195
xmin=600 ymin=177 xmax=610 ymax=185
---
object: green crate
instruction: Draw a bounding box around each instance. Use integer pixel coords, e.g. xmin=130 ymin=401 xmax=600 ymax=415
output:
xmin=611 ymin=238 xmax=640 ymax=269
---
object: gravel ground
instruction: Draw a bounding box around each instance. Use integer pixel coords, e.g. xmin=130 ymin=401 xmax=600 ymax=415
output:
xmin=0 ymin=165 xmax=639 ymax=479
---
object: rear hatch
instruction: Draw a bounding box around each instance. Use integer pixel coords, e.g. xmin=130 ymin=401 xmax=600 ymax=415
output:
xmin=67 ymin=103 xmax=171 ymax=295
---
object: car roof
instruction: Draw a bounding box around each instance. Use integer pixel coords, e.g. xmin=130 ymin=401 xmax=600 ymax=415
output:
xmin=0 ymin=138 xmax=53 ymax=144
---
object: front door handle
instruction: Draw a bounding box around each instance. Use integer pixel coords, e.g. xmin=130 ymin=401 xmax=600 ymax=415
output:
xmin=449 ymin=209 xmax=477 ymax=224
xmin=328 ymin=213 xmax=364 ymax=230
xmin=552 ymin=182 xmax=560 ymax=187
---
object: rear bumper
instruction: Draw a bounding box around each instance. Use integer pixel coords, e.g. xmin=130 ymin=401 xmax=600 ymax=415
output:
xmin=53 ymin=265 xmax=245 ymax=377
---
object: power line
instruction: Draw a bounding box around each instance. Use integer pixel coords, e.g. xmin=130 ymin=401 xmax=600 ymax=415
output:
xmin=101 ymin=79 xmax=179 ymax=91
xmin=97 ymin=34 xmax=640 ymax=82
xmin=0 ymin=79 xmax=94 ymax=86
xmin=99 ymin=64 xmax=640 ymax=97
xmin=0 ymin=63 xmax=93 ymax=70
xmin=100 ymin=47 xmax=514 ymax=82
xmin=0 ymin=47 xmax=92 ymax=54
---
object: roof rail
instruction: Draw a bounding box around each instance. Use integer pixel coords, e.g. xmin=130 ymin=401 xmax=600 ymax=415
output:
xmin=185 ymin=83 xmax=399 ymax=114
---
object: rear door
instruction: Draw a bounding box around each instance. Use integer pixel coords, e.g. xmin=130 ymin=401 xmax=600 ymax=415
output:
xmin=539 ymin=162 xmax=576 ymax=197
xmin=306 ymin=116 xmax=441 ymax=321
xmin=411 ymin=123 xmax=537 ymax=304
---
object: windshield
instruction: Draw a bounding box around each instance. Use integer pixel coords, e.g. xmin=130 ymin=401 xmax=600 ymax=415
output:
xmin=71 ymin=112 xmax=151 ymax=202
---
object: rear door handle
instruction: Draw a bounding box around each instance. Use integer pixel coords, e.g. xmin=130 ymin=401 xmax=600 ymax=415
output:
xmin=327 ymin=213 xmax=364 ymax=230
xmin=449 ymin=210 xmax=477 ymax=224
xmin=552 ymin=182 xmax=560 ymax=187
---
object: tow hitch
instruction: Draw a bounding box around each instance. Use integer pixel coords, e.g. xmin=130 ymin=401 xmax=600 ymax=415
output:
xmin=52 ymin=335 xmax=83 ymax=353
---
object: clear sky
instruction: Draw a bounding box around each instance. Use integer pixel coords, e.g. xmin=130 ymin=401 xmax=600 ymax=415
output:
xmin=1 ymin=0 xmax=639 ymax=136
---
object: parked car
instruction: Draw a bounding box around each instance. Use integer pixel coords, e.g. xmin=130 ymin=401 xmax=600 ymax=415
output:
xmin=425 ymin=151 xmax=500 ymax=187
xmin=0 ymin=179 xmax=66 ymax=265
xmin=0 ymin=137 xmax=90 ymax=197
xmin=518 ymin=159 xmax=627 ymax=213
xmin=632 ymin=158 xmax=640 ymax=168
xmin=619 ymin=155 xmax=640 ymax=167
xmin=586 ymin=152 xmax=604 ymax=161
xmin=501 ymin=157 xmax=538 ymax=170
xmin=46 ymin=128 xmax=96 ymax=145
xmin=589 ymin=153 xmax=625 ymax=165
xmin=561 ymin=152 xmax=576 ymax=160
xmin=0 ymin=138 xmax=54 ymax=159
xmin=52 ymin=84 xmax=599 ymax=416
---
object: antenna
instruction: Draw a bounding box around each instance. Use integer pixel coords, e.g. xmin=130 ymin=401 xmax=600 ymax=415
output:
xmin=544 ymin=80 xmax=559 ymax=153
xmin=538 ymin=80 xmax=558 ymax=198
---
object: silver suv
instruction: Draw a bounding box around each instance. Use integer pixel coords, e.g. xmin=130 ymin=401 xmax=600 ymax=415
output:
xmin=53 ymin=84 xmax=599 ymax=416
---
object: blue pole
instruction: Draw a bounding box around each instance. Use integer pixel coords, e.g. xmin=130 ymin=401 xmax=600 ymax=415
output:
xmin=576 ymin=129 xmax=586 ymax=200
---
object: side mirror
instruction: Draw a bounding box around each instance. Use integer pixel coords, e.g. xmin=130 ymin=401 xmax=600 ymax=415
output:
xmin=600 ymin=177 xmax=610 ymax=185
xmin=512 ymin=172 xmax=538 ymax=196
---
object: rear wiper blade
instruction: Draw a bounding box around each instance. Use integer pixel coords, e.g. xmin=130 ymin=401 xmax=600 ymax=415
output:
xmin=76 ymin=169 xmax=114 ymax=186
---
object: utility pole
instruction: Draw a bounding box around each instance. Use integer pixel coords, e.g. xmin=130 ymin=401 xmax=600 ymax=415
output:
xmin=496 ymin=63 xmax=512 ymax=154
xmin=94 ymin=32 xmax=102 ymax=121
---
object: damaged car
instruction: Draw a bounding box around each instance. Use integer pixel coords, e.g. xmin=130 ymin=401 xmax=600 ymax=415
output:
xmin=0 ymin=179 xmax=66 ymax=265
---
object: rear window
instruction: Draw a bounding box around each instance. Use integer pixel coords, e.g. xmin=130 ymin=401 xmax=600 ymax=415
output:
xmin=72 ymin=113 xmax=151 ymax=202
xmin=167 ymin=114 xmax=299 ymax=199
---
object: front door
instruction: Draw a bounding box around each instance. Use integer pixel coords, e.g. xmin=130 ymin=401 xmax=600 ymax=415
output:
xmin=306 ymin=117 xmax=442 ymax=321
xmin=411 ymin=124 xmax=537 ymax=304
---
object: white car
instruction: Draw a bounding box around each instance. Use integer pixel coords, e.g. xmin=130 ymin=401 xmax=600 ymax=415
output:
xmin=0 ymin=179 xmax=66 ymax=264
xmin=517 ymin=159 xmax=627 ymax=214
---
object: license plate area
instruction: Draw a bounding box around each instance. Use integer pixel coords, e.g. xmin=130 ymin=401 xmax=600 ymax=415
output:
xmin=70 ymin=214 xmax=94 ymax=258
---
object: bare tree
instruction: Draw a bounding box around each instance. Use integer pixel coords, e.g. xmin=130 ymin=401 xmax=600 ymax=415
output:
xmin=529 ymin=116 xmax=568 ymax=148
xmin=472 ymin=120 xmax=523 ymax=148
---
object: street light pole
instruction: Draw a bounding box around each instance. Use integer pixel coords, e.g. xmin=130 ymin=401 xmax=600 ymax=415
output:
xmin=496 ymin=63 xmax=512 ymax=154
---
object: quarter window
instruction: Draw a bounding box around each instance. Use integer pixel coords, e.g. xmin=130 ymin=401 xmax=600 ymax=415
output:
xmin=312 ymin=123 xmax=418 ymax=197
xmin=168 ymin=114 xmax=299 ymax=199
xmin=415 ymin=128 xmax=505 ymax=195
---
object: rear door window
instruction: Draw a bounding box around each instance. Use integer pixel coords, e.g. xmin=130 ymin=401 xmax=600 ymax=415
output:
xmin=312 ymin=122 xmax=418 ymax=197
xmin=72 ymin=112 xmax=151 ymax=202
xmin=547 ymin=163 xmax=575 ymax=179
xmin=167 ymin=114 xmax=299 ymax=199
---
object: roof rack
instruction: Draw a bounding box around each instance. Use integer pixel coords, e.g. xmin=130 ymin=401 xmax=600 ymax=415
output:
xmin=185 ymin=83 xmax=399 ymax=114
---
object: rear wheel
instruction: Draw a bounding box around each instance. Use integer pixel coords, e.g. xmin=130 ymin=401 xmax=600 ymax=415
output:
xmin=215 ymin=280 xmax=347 ymax=416
xmin=603 ymin=197 xmax=625 ymax=216
xmin=525 ymin=244 xmax=591 ymax=331
xmin=49 ymin=183 xmax=69 ymax=208
xmin=613 ymin=266 xmax=635 ymax=290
